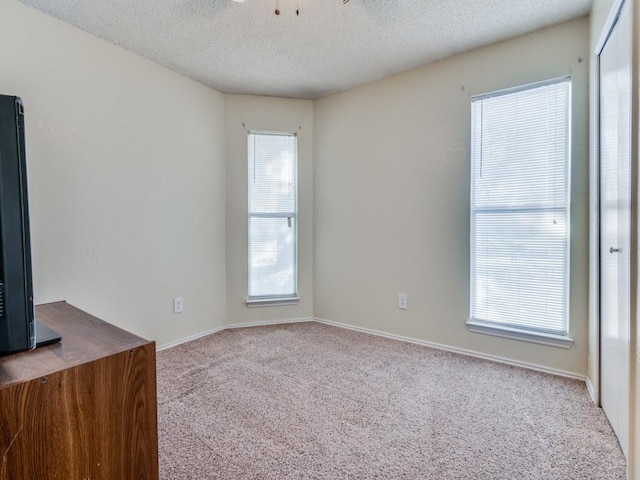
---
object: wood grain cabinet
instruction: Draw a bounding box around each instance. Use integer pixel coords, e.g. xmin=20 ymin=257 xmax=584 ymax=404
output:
xmin=0 ymin=302 xmax=159 ymax=480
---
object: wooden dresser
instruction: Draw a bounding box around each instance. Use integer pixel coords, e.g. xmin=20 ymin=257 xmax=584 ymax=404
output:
xmin=0 ymin=302 xmax=159 ymax=479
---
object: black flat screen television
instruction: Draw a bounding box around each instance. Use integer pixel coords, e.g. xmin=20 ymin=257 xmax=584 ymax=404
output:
xmin=0 ymin=94 xmax=60 ymax=356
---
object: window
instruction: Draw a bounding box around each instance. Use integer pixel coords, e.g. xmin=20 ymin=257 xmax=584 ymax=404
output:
xmin=469 ymin=77 xmax=572 ymax=347
xmin=247 ymin=132 xmax=298 ymax=306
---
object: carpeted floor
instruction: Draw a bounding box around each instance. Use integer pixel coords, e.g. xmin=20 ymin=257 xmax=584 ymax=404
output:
xmin=157 ymin=322 xmax=626 ymax=479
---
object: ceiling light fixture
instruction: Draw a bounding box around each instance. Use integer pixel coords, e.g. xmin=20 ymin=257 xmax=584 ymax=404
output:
xmin=274 ymin=0 xmax=350 ymax=16
xmin=231 ymin=0 xmax=349 ymax=16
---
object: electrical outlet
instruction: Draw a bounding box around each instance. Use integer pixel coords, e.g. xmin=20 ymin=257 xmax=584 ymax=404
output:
xmin=398 ymin=293 xmax=408 ymax=310
xmin=173 ymin=297 xmax=183 ymax=314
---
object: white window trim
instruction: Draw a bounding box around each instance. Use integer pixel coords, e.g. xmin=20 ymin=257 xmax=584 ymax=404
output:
xmin=469 ymin=76 xmax=572 ymax=347
xmin=246 ymin=296 xmax=300 ymax=308
xmin=466 ymin=320 xmax=574 ymax=348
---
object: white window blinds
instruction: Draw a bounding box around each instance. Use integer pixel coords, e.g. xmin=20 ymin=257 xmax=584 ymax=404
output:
xmin=248 ymin=132 xmax=297 ymax=300
xmin=470 ymin=78 xmax=571 ymax=336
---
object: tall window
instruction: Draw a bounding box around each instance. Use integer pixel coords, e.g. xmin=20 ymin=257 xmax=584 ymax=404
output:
xmin=469 ymin=77 xmax=571 ymax=346
xmin=247 ymin=132 xmax=298 ymax=304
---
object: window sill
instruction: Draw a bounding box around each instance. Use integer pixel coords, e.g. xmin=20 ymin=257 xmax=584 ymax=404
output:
xmin=246 ymin=296 xmax=300 ymax=308
xmin=466 ymin=320 xmax=573 ymax=349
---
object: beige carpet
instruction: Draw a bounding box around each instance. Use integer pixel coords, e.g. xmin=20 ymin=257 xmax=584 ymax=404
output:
xmin=157 ymin=322 xmax=625 ymax=479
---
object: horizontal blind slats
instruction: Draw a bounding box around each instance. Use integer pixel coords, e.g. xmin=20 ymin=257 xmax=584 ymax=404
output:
xmin=471 ymin=79 xmax=570 ymax=336
xmin=249 ymin=217 xmax=297 ymax=297
xmin=248 ymin=133 xmax=298 ymax=299
xmin=249 ymin=134 xmax=297 ymax=213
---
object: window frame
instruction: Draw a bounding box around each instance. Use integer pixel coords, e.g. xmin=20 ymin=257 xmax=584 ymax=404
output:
xmin=246 ymin=131 xmax=299 ymax=307
xmin=467 ymin=76 xmax=573 ymax=348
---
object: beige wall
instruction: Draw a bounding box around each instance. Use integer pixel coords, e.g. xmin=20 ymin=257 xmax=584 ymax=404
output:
xmin=2 ymin=0 xmax=594 ymax=379
xmin=0 ymin=0 xmax=228 ymax=347
xmin=314 ymin=17 xmax=590 ymax=376
xmin=5 ymin=0 xmax=633 ymax=470
xmin=225 ymin=95 xmax=314 ymax=324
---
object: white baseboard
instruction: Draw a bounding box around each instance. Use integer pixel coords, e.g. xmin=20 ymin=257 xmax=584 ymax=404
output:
xmin=157 ymin=325 xmax=227 ymax=351
xmin=225 ymin=317 xmax=314 ymax=330
xmin=157 ymin=317 xmax=314 ymax=351
xmin=314 ymin=317 xmax=586 ymax=381
xmin=586 ymin=377 xmax=599 ymax=405
xmin=157 ymin=315 xmax=586 ymax=383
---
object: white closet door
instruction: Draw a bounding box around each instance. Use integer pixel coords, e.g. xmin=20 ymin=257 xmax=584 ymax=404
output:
xmin=598 ymin=0 xmax=631 ymax=459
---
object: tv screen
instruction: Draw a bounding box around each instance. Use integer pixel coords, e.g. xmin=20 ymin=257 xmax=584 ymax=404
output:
xmin=0 ymin=95 xmax=60 ymax=357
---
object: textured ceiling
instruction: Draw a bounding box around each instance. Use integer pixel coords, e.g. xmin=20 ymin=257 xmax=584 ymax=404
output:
xmin=20 ymin=0 xmax=592 ymax=99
